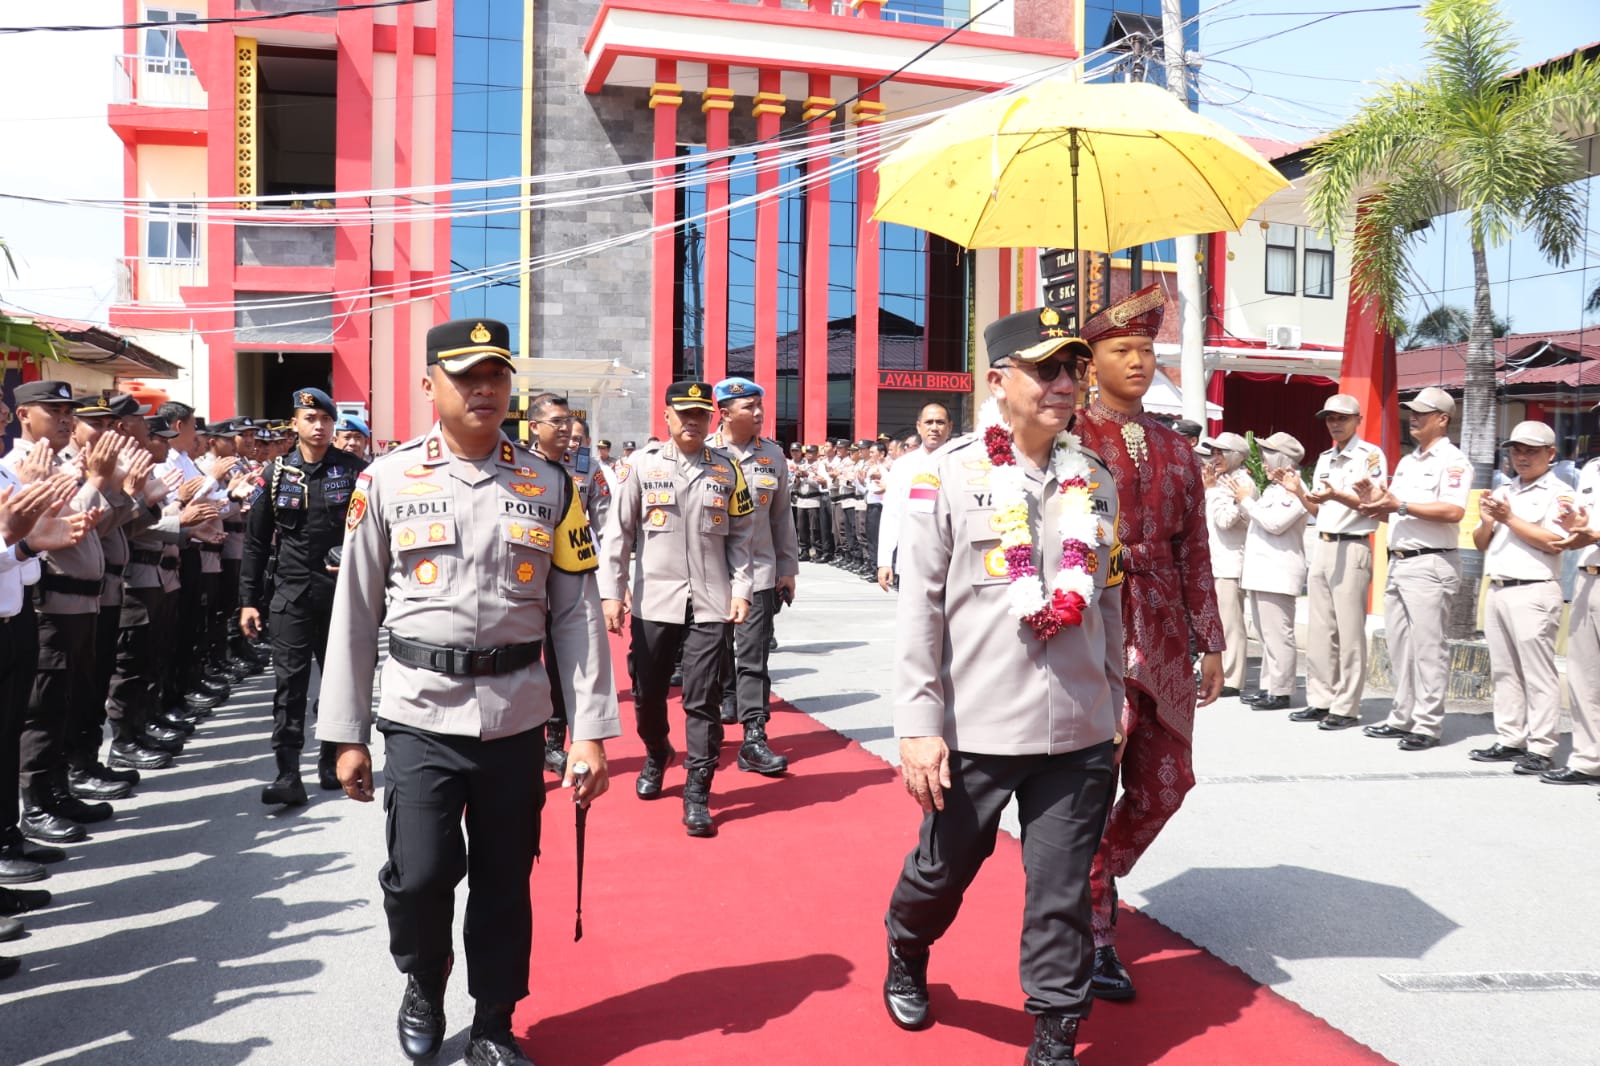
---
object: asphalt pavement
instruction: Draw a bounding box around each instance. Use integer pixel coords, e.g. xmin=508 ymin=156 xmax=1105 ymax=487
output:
xmin=1 ymin=562 xmax=1596 ymax=1065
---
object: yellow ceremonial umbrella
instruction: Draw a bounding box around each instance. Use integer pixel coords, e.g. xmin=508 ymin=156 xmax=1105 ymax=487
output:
xmin=874 ymin=77 xmax=1288 ymax=257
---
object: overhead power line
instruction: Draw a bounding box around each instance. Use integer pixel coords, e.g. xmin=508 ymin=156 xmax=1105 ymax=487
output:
xmin=0 ymin=0 xmax=430 ymax=35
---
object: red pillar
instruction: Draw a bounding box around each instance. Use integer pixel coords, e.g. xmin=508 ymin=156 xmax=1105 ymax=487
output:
xmin=801 ymin=77 xmax=834 ymax=444
xmin=1339 ymin=205 xmax=1401 ymax=467
xmin=752 ymin=71 xmax=784 ymax=408
xmin=702 ymin=68 xmax=733 ymax=386
xmin=649 ymin=62 xmax=683 ymax=438
xmin=853 ymin=90 xmax=885 ymax=439
xmin=204 ymin=26 xmax=239 ymax=416
xmin=332 ymin=6 xmax=375 ymax=409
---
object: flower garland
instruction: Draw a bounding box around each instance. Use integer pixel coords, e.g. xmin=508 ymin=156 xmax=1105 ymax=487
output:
xmin=978 ymin=398 xmax=1103 ymax=640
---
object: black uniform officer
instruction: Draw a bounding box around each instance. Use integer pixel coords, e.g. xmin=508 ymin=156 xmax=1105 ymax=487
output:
xmin=240 ymin=387 xmax=366 ymax=807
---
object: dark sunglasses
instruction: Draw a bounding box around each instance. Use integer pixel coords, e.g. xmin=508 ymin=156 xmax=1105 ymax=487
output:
xmin=1006 ymin=354 xmax=1087 ymax=383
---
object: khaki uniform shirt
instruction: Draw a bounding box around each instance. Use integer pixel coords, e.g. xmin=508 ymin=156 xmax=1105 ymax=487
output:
xmin=1240 ymin=483 xmax=1309 ymax=595
xmin=598 ymin=439 xmax=756 ymax=623
xmin=1204 ymin=468 xmax=1255 ymax=580
xmin=893 ymin=434 xmax=1125 ymax=756
xmin=1312 ymin=437 xmax=1387 ymax=535
xmin=711 ymin=432 xmax=798 ymax=592
xmin=1484 ymin=470 xmax=1571 ymax=581
xmin=1388 ymin=438 xmax=1471 ymax=550
xmin=317 ymin=427 xmax=620 ymax=746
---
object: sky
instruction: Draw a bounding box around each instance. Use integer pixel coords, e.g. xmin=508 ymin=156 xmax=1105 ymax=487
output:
xmin=0 ymin=0 xmax=1597 ymax=335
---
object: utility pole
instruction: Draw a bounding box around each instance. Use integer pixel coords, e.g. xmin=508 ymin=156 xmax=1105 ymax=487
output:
xmin=1161 ymin=0 xmax=1208 ymax=426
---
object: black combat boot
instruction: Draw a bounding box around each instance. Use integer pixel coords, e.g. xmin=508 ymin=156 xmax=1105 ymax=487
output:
xmin=736 ymin=718 xmax=788 ymax=776
xmin=66 ymin=766 xmax=134 ymax=802
xmin=543 ymin=719 xmax=567 ymax=777
xmin=47 ymin=770 xmax=112 ymax=824
xmin=1024 ymin=1014 xmax=1081 ymax=1066
xmin=109 ymin=717 xmax=173 ymax=771
xmin=396 ymin=958 xmax=451 ymax=1061
xmin=883 ymin=939 xmax=931 ymax=1030
xmin=465 ymin=1002 xmax=530 ymax=1065
xmin=681 ymin=766 xmax=716 ymax=838
xmin=19 ymin=783 xmax=84 ymax=845
xmin=261 ymin=749 xmax=307 ymax=807
xmin=317 ymin=742 xmax=341 ymax=791
xmin=635 ymin=745 xmax=674 ymax=799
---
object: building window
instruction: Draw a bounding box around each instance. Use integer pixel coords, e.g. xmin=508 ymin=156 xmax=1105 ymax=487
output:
xmin=146 ymin=202 xmax=198 ymax=263
xmin=1304 ymin=228 xmax=1334 ymax=299
xmin=142 ymin=8 xmax=198 ymax=74
xmin=1264 ymin=222 xmax=1296 ymax=296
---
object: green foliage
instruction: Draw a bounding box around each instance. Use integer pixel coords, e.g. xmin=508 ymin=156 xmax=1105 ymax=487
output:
xmin=0 ymin=236 xmax=68 ymax=364
xmin=1243 ymin=431 xmax=1268 ymax=494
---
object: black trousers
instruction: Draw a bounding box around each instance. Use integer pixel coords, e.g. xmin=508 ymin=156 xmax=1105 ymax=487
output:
xmin=0 ymin=602 xmax=38 ymax=831
xmin=268 ymin=589 xmax=333 ymax=752
xmin=218 ymin=557 xmax=242 ymax=655
xmin=107 ymin=585 xmax=160 ymax=726
xmin=796 ymin=505 xmax=825 ymax=557
xmin=153 ymin=585 xmax=182 ymax=711
xmin=865 ymin=502 xmax=883 ymax=568
xmin=886 ymin=741 xmax=1116 ymax=1018
xmin=66 ymin=605 xmax=122 ymax=770
xmin=202 ymin=565 xmax=227 ymax=667
xmin=833 ymin=500 xmax=856 ymax=561
xmin=720 ymin=588 xmax=778 ymax=723
xmin=20 ymin=608 xmax=96 ymax=791
xmin=172 ymin=548 xmax=204 ymax=688
xmin=378 ymin=720 xmax=543 ymax=1005
xmin=631 ymin=609 xmax=728 ymax=772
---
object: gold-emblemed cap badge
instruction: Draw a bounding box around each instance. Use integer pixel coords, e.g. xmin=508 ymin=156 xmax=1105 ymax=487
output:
xmin=1039 ymin=307 xmax=1060 ymax=327
xmin=298 ymin=391 xmax=314 ymax=407
xmin=688 ymin=384 xmax=703 ymax=398
xmin=470 ymin=322 xmax=492 ymax=344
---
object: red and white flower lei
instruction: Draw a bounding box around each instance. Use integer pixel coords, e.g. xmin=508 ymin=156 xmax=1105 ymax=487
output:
xmin=978 ymin=398 xmax=1103 ymax=640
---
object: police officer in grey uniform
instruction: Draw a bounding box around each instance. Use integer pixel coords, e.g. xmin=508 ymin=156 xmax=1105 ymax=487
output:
xmin=599 ymin=380 xmax=755 ymax=838
xmin=1283 ymin=395 xmax=1387 ymax=729
xmin=1201 ymin=432 xmax=1254 ymax=697
xmin=319 ymin=318 xmax=617 ymax=1066
xmin=1549 ymin=447 xmax=1600 ymax=785
xmin=883 ymin=308 xmax=1121 ymax=1066
xmin=710 ymin=376 xmax=797 ymax=775
xmin=1468 ymin=421 xmax=1569 ymax=775
xmin=1357 ymin=387 xmax=1471 ymax=750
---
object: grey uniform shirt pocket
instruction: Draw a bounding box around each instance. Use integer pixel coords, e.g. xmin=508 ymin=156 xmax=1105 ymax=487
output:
xmin=391 ymin=515 xmax=458 ymax=598
xmin=501 ymin=516 xmax=554 ymax=600
xmin=966 ymin=509 xmax=1008 ymax=587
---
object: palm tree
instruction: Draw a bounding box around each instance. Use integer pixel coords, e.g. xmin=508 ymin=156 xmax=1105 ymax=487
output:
xmin=1398 ymin=303 xmax=1510 ymax=349
xmin=1307 ymin=0 xmax=1600 ymax=635
xmin=0 ymin=237 xmax=68 ymax=367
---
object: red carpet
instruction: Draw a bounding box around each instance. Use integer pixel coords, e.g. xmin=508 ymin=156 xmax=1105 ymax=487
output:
xmin=513 ymin=635 xmax=1393 ymax=1065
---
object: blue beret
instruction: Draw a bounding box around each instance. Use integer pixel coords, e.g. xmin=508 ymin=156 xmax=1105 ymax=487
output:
xmin=337 ymin=414 xmax=371 ymax=437
xmin=713 ymin=377 xmax=763 ymax=404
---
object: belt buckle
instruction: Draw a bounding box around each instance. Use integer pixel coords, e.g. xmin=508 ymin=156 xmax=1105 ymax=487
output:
xmin=468 ymin=648 xmax=498 ymax=676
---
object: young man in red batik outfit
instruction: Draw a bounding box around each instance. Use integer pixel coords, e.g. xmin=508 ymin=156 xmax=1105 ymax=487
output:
xmin=1074 ymin=285 xmax=1225 ymax=1001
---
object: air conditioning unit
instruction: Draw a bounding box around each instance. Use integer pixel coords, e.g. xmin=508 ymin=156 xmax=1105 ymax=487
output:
xmin=1265 ymin=324 xmax=1302 ymax=349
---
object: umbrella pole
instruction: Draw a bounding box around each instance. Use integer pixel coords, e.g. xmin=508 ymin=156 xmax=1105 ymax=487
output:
xmin=1069 ymin=128 xmax=1082 ymax=333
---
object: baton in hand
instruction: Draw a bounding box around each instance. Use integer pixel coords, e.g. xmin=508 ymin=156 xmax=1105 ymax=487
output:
xmin=570 ymin=760 xmax=589 ymax=942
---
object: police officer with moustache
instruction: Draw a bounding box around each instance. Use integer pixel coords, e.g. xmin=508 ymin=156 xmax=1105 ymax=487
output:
xmin=241 ymin=388 xmax=367 ymax=806
xmin=1281 ymin=395 xmax=1387 ymax=730
xmin=319 ymin=319 xmax=616 ymax=1066
xmin=1354 ymin=387 xmax=1471 ymax=751
xmin=709 ymin=376 xmax=796 ymax=774
xmin=600 ymin=381 xmax=755 ymax=838
xmin=884 ymin=310 xmax=1121 ymax=1066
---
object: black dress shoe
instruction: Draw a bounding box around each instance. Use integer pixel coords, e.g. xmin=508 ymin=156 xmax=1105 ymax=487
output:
xmin=1090 ymin=944 xmax=1136 ymax=1001
xmin=396 ymin=972 xmax=448 ymax=1061
xmin=1540 ymin=766 xmax=1600 ymax=785
xmin=1289 ymin=707 xmax=1329 ymax=722
xmin=0 ymin=828 xmax=64 ymax=865
xmin=0 ymin=887 xmax=51 ymax=915
xmin=20 ymin=808 xmax=84 ymax=845
xmin=137 ymin=730 xmax=185 ymax=755
xmin=1241 ymin=690 xmax=1270 ymax=705
xmin=183 ymin=690 xmax=221 ymax=710
xmin=668 ymin=669 xmax=684 ymax=688
xmin=634 ymin=746 xmax=675 ymax=799
xmin=1219 ymin=686 xmax=1241 ymax=698
xmin=0 ymin=855 xmax=46 ymax=885
xmin=0 ymin=916 xmax=21 ymax=942
xmin=1252 ymin=695 xmax=1291 ymax=711
xmin=52 ymin=794 xmax=113 ymax=824
xmin=1398 ymin=733 xmax=1439 ymax=751
xmin=465 ymin=1034 xmax=532 ymax=1066
xmin=67 ymin=769 xmax=134 ymax=802
xmin=150 ymin=712 xmax=197 ymax=736
xmin=1512 ymin=753 xmax=1554 ymax=776
xmin=883 ymin=941 xmax=931 ymax=1030
xmin=719 ymin=705 xmax=737 ymax=725
xmin=109 ymin=740 xmax=173 ymax=771
xmin=1025 ymin=1014 xmax=1081 ymax=1066
xmin=1363 ymin=724 xmax=1407 ymax=739
xmin=1319 ymin=714 xmax=1360 ymax=731
xmin=94 ymin=760 xmax=140 ymax=786
xmin=1468 ymin=743 xmax=1526 ymax=763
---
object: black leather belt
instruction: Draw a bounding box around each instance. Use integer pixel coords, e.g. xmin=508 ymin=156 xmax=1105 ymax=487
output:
xmin=40 ymin=574 xmax=104 ymax=597
xmin=223 ymin=522 xmax=245 ymax=532
xmin=1320 ymin=531 xmax=1369 ymax=542
xmin=131 ymin=550 xmax=163 ymax=567
xmin=1388 ymin=546 xmax=1455 ymax=560
xmin=388 ymin=633 xmax=542 ymax=677
xmin=199 ymin=543 xmax=224 ymax=554
xmin=104 ymin=562 xmax=126 ymax=576
xmin=1490 ymin=577 xmax=1551 ymax=588
xmin=161 ymin=557 xmax=178 ymax=571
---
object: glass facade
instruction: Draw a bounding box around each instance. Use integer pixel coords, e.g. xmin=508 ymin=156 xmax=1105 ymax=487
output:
xmin=675 ymin=147 xmax=971 ymax=442
xmin=450 ymin=0 xmax=524 ymax=342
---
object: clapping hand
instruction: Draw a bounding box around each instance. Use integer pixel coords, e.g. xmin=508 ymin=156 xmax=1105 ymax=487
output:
xmin=1478 ymin=494 xmax=1508 ymax=523
xmin=122 ymin=447 xmax=155 ymax=498
xmin=177 ymin=476 xmax=206 ymax=505
xmin=1553 ymin=502 xmax=1597 ymax=550
xmin=0 ymin=474 xmax=76 ymax=544
xmin=16 ymin=441 xmax=55 ymax=485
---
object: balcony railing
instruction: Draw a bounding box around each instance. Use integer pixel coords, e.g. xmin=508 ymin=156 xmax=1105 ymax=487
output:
xmin=112 ymin=53 xmax=206 ymax=109
xmin=118 ymin=257 xmax=204 ymax=306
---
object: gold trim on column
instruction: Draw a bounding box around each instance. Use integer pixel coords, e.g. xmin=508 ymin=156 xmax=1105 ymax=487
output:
xmin=752 ymin=91 xmax=786 ymax=117
xmin=852 ymin=99 xmax=886 ymax=124
xmin=650 ymin=82 xmax=684 ymax=109
xmin=701 ymin=86 xmax=735 ymax=113
xmin=235 ymin=37 xmax=258 ymax=209
xmin=802 ymin=96 xmax=837 ymax=122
